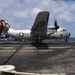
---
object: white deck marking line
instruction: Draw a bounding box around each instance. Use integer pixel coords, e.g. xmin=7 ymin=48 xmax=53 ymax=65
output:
xmin=2 ymin=70 xmax=66 ymax=75
xmin=23 ymin=46 xmax=71 ymax=49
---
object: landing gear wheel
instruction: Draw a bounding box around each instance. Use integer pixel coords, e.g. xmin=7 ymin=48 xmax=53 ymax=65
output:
xmin=35 ymin=36 xmax=42 ymax=43
xmin=36 ymin=40 xmax=42 ymax=43
xmin=65 ymin=39 xmax=68 ymax=42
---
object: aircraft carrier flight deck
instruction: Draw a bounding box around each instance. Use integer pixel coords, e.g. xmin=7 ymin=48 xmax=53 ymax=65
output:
xmin=0 ymin=40 xmax=75 ymax=75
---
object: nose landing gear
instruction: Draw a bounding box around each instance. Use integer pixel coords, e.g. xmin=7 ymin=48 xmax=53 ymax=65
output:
xmin=65 ymin=38 xmax=68 ymax=42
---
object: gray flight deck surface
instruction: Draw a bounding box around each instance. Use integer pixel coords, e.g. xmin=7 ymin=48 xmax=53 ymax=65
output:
xmin=0 ymin=40 xmax=75 ymax=75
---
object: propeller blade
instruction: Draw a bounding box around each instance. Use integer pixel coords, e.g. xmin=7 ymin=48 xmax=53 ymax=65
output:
xmin=54 ymin=20 xmax=59 ymax=31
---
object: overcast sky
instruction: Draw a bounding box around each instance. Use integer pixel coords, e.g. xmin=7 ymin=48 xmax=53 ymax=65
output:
xmin=0 ymin=0 xmax=75 ymax=37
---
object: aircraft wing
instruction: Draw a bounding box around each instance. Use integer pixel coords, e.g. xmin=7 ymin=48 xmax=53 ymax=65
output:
xmin=31 ymin=11 xmax=49 ymax=38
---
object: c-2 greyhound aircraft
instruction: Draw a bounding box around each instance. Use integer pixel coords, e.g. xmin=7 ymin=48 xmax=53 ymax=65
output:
xmin=0 ymin=11 xmax=70 ymax=43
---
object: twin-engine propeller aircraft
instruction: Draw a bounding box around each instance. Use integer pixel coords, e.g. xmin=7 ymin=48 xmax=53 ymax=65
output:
xmin=0 ymin=11 xmax=70 ymax=43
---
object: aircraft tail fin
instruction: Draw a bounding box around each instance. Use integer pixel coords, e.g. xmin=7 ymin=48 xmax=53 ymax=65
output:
xmin=0 ymin=20 xmax=4 ymax=35
xmin=0 ymin=20 xmax=10 ymax=35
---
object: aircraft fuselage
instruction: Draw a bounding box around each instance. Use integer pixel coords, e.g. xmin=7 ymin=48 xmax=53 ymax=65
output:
xmin=6 ymin=27 xmax=70 ymax=41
